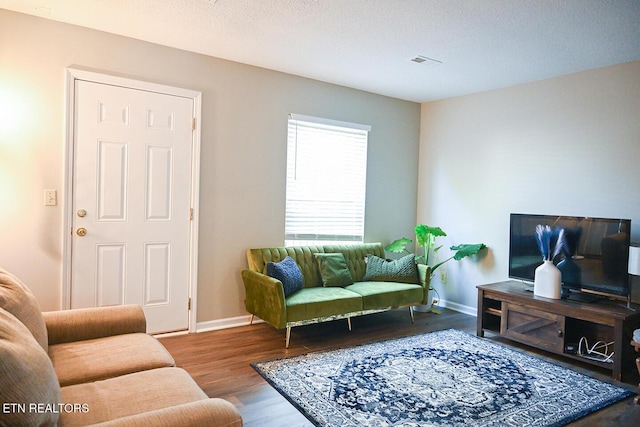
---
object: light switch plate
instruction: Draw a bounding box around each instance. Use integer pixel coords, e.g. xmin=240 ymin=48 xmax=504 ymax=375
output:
xmin=44 ymin=189 xmax=57 ymax=206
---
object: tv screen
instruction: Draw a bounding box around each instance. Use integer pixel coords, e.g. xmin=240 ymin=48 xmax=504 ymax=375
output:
xmin=509 ymin=214 xmax=631 ymax=298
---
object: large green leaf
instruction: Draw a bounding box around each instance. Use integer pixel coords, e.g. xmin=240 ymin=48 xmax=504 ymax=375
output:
xmin=450 ymin=243 xmax=487 ymax=260
xmin=430 ymin=244 xmax=486 ymax=272
xmin=384 ymin=237 xmax=412 ymax=253
xmin=414 ymin=225 xmax=446 ymax=248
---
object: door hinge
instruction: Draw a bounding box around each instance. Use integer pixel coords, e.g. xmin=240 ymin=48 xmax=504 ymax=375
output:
xmin=189 ymin=208 xmax=193 ymax=221
xmin=188 ymin=298 xmax=191 ymax=311
xmin=191 ymin=117 xmax=196 ymax=131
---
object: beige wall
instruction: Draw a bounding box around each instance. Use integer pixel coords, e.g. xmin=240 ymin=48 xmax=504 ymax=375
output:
xmin=419 ymin=60 xmax=640 ymax=311
xmin=0 ymin=10 xmax=421 ymax=322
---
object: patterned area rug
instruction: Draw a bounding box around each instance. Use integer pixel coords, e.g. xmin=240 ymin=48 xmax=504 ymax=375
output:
xmin=252 ymin=329 xmax=634 ymax=427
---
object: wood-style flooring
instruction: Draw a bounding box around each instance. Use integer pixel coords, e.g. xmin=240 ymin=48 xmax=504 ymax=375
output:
xmin=159 ymin=308 xmax=640 ymax=426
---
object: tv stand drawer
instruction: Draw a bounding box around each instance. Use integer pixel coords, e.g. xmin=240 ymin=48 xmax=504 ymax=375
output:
xmin=501 ymin=303 xmax=565 ymax=353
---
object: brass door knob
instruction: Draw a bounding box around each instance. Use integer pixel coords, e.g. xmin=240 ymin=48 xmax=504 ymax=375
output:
xmin=76 ymin=228 xmax=87 ymax=237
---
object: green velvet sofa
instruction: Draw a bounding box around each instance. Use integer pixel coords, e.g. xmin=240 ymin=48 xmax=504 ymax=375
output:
xmin=242 ymin=242 xmax=429 ymax=347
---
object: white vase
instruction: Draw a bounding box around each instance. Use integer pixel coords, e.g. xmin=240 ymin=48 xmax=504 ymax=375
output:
xmin=534 ymin=260 xmax=562 ymax=299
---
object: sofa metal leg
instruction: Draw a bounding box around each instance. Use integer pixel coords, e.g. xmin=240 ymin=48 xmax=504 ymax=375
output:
xmin=285 ymin=327 xmax=291 ymax=348
xmin=409 ymin=306 xmax=415 ymax=324
xmin=249 ymin=314 xmax=255 ymax=325
xmin=347 ymin=317 xmax=352 ymax=331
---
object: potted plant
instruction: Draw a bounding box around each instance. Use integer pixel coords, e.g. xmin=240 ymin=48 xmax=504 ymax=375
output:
xmin=385 ymin=225 xmax=486 ymax=314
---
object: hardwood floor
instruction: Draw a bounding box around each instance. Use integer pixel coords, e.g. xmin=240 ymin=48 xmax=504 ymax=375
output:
xmin=159 ymin=308 xmax=640 ymax=426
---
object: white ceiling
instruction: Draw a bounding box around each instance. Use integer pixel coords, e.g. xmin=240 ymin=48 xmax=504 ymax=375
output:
xmin=3 ymin=0 xmax=640 ymax=102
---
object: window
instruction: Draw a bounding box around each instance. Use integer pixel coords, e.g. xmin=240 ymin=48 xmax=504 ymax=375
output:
xmin=285 ymin=114 xmax=370 ymax=246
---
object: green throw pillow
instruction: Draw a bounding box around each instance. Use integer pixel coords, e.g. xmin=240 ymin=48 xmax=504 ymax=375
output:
xmin=314 ymin=253 xmax=354 ymax=287
xmin=362 ymin=254 xmax=418 ymax=284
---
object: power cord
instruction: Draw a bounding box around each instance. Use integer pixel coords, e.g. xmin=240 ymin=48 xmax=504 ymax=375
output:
xmin=578 ymin=337 xmax=614 ymax=363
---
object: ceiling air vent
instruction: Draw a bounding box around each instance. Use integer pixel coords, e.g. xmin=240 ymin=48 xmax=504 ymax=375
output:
xmin=410 ymin=55 xmax=442 ymax=65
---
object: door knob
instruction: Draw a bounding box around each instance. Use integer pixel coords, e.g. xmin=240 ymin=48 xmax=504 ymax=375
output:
xmin=76 ymin=228 xmax=87 ymax=237
xmin=77 ymin=209 xmax=87 ymax=218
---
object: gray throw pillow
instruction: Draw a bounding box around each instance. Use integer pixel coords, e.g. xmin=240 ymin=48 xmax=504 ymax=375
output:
xmin=362 ymin=254 xmax=418 ymax=284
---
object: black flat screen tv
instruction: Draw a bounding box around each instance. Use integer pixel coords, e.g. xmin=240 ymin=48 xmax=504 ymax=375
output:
xmin=509 ymin=213 xmax=631 ymax=300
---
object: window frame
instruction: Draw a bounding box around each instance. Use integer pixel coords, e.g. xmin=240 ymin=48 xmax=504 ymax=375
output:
xmin=284 ymin=114 xmax=371 ymax=246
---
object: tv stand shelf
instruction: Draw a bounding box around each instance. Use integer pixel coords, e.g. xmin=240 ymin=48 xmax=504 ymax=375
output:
xmin=477 ymin=280 xmax=640 ymax=381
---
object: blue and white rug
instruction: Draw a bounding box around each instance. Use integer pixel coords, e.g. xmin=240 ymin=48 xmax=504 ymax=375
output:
xmin=252 ymin=329 xmax=634 ymax=426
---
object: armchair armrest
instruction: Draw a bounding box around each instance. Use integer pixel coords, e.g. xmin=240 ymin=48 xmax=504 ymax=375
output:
xmin=241 ymin=269 xmax=287 ymax=329
xmin=43 ymin=304 xmax=146 ymax=345
xmin=92 ymin=399 xmax=243 ymax=427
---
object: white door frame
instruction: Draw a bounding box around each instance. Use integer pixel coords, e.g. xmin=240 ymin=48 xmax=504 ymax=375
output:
xmin=62 ymin=67 xmax=202 ymax=333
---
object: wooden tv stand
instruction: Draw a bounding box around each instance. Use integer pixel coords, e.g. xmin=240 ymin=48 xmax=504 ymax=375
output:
xmin=477 ymin=280 xmax=640 ymax=381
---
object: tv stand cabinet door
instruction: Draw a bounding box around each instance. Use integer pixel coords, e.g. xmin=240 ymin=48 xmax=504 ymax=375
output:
xmin=501 ymin=303 xmax=565 ymax=353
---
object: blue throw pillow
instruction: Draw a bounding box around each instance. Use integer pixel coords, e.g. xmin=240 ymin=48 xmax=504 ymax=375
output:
xmin=266 ymin=256 xmax=303 ymax=297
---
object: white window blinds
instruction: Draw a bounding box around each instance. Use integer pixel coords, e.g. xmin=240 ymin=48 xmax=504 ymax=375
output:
xmin=285 ymin=114 xmax=370 ymax=245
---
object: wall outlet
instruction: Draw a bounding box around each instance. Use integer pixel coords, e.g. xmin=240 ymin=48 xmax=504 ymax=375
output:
xmin=44 ymin=189 xmax=57 ymax=206
xmin=440 ymin=270 xmax=447 ymax=284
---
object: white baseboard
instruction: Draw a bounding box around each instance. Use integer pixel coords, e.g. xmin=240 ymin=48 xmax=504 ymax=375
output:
xmin=438 ymin=299 xmax=477 ymax=317
xmin=152 ymin=330 xmax=189 ymax=338
xmin=196 ymin=314 xmax=263 ymax=333
xmin=194 ymin=302 xmax=477 ymax=334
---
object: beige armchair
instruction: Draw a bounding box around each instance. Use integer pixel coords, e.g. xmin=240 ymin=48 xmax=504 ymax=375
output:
xmin=0 ymin=267 xmax=242 ymax=426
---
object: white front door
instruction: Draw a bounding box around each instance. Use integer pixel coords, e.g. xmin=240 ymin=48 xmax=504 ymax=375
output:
xmin=70 ymin=79 xmax=194 ymax=334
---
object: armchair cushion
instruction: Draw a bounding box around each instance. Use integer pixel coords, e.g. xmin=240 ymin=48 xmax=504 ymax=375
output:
xmin=314 ymin=253 xmax=354 ymax=287
xmin=362 ymin=254 xmax=418 ymax=284
xmin=88 ymin=399 xmax=243 ymax=427
xmin=0 ymin=308 xmax=60 ymax=427
xmin=0 ymin=267 xmax=48 ymax=351
xmin=50 ymin=332 xmax=175 ymax=387
xmin=59 ymin=367 xmax=211 ymax=426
